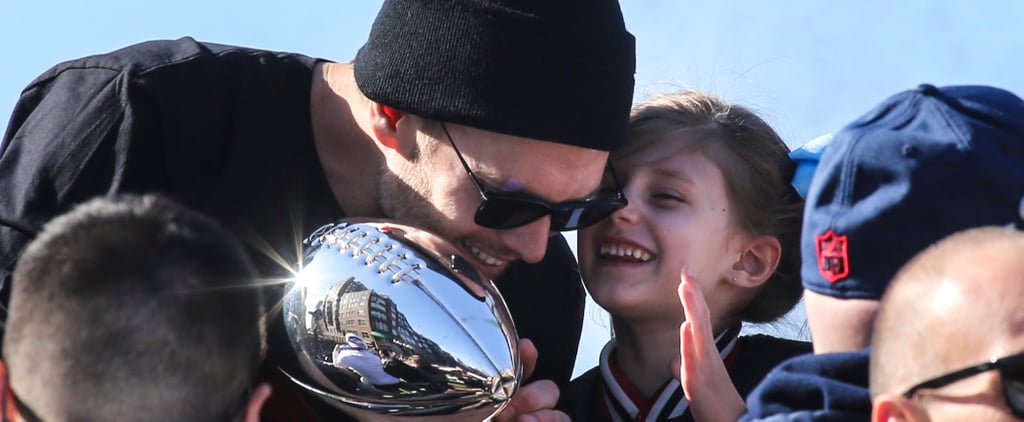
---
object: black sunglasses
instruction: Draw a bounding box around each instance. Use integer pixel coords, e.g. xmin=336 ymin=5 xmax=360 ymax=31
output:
xmin=903 ymin=351 xmax=1024 ymax=417
xmin=439 ymin=122 xmax=627 ymax=232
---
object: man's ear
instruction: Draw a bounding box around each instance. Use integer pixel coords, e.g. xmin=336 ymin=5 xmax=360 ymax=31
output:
xmin=242 ymin=382 xmax=272 ymax=422
xmin=1 ymin=359 xmax=21 ymax=422
xmin=872 ymin=393 xmax=922 ymax=422
xmin=370 ymin=103 xmax=405 ymax=151
xmin=729 ymin=235 xmax=781 ymax=288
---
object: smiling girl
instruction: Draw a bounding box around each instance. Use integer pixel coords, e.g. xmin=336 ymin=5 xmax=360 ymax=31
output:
xmin=559 ymin=91 xmax=811 ymax=421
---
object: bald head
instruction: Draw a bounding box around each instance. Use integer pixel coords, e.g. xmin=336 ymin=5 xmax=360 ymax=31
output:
xmin=870 ymin=226 xmax=1024 ymax=419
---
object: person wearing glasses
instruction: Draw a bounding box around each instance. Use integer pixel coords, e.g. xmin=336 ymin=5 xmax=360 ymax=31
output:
xmin=740 ymin=84 xmax=1024 ymax=421
xmin=560 ymin=91 xmax=811 ymax=422
xmin=1 ymin=194 xmax=270 ymax=422
xmin=870 ymin=226 xmax=1024 ymax=421
xmin=0 ymin=1 xmax=635 ymax=420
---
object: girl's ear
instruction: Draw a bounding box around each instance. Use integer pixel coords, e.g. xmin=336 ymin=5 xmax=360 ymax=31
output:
xmin=729 ymin=236 xmax=781 ymax=288
xmin=370 ymin=103 xmax=405 ymax=151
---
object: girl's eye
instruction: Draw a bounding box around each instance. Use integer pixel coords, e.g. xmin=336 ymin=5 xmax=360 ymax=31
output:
xmin=652 ymin=192 xmax=686 ymax=203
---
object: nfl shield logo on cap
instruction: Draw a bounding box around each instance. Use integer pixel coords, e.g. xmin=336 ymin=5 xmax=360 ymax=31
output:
xmin=816 ymin=230 xmax=849 ymax=283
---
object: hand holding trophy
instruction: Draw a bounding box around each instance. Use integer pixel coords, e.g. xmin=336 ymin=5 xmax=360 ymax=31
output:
xmin=278 ymin=219 xmax=521 ymax=421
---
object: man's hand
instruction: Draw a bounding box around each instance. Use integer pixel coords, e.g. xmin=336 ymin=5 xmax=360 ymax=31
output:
xmin=671 ymin=270 xmax=745 ymax=422
xmin=493 ymin=338 xmax=570 ymax=422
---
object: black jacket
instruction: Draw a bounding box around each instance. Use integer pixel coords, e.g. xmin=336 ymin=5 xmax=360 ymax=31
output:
xmin=560 ymin=334 xmax=812 ymax=422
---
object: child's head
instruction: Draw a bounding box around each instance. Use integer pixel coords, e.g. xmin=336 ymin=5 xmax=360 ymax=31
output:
xmin=4 ymin=194 xmax=266 ymax=422
xmin=578 ymin=90 xmax=803 ymax=327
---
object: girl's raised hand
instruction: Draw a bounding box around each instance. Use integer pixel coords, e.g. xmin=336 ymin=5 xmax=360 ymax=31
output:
xmin=672 ymin=270 xmax=746 ymax=422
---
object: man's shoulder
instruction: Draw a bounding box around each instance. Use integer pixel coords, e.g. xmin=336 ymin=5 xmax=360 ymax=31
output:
xmin=28 ymin=37 xmax=319 ymax=89
xmin=740 ymin=349 xmax=872 ymax=422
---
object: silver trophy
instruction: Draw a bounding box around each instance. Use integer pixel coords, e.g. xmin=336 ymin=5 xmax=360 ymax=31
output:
xmin=279 ymin=219 xmax=521 ymax=421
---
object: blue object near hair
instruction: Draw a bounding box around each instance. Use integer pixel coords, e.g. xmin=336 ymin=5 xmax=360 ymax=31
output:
xmin=789 ymin=134 xmax=832 ymax=199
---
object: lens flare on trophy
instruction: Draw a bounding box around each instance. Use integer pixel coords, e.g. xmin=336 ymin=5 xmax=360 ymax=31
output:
xmin=278 ymin=219 xmax=521 ymax=421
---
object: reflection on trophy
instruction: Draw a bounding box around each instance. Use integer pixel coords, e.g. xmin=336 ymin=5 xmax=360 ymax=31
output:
xmin=279 ymin=219 xmax=521 ymax=421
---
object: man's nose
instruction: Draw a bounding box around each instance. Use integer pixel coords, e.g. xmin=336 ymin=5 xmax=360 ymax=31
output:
xmin=499 ymin=216 xmax=552 ymax=264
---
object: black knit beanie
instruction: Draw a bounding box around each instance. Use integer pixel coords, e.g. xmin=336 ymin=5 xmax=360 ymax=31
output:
xmin=354 ymin=0 xmax=636 ymax=151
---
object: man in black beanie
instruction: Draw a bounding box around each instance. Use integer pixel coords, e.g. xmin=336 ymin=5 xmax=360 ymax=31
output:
xmin=0 ymin=0 xmax=636 ymax=420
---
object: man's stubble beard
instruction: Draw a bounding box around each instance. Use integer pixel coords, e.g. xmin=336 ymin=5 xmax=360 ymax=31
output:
xmin=376 ymin=163 xmax=458 ymax=243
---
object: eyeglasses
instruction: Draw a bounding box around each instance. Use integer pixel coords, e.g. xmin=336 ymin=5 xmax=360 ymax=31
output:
xmin=439 ymin=122 xmax=627 ymax=232
xmin=903 ymin=351 xmax=1024 ymax=418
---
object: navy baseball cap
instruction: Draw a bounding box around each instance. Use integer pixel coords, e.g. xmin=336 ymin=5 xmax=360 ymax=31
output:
xmin=802 ymin=84 xmax=1024 ymax=300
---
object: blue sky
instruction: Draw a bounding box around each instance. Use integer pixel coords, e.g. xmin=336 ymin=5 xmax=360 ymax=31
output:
xmin=4 ymin=1 xmax=1023 ymax=377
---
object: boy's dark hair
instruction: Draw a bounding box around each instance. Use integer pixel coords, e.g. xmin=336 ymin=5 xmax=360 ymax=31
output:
xmin=3 ymin=194 xmax=264 ymax=421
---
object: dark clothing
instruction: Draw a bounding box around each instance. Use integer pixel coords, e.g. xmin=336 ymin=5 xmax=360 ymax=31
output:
xmin=739 ymin=349 xmax=872 ymax=422
xmin=0 ymin=37 xmax=334 ymax=283
xmin=559 ymin=333 xmax=812 ymax=422
xmin=0 ymin=37 xmax=586 ymax=420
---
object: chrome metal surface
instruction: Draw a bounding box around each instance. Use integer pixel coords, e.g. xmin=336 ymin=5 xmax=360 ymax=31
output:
xmin=280 ymin=219 xmax=521 ymax=420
